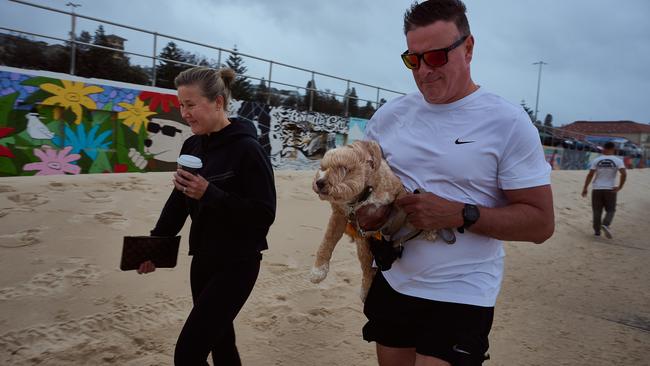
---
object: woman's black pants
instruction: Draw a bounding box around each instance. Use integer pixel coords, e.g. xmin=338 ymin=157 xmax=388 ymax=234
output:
xmin=174 ymin=254 xmax=261 ymax=366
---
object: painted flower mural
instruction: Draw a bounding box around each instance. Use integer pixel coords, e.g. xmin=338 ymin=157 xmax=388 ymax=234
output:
xmin=23 ymin=145 xmax=81 ymax=175
xmin=0 ymin=127 xmax=15 ymax=158
xmin=139 ymin=91 xmax=179 ymax=113
xmin=40 ymin=80 xmax=103 ymax=125
xmin=52 ymin=124 xmax=112 ymax=160
xmin=118 ymin=98 xmax=156 ymax=133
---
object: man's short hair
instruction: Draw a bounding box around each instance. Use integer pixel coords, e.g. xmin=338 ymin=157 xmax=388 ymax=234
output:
xmin=403 ymin=0 xmax=471 ymax=36
xmin=603 ymin=141 xmax=616 ymax=150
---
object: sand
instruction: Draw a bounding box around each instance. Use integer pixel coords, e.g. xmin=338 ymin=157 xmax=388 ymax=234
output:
xmin=0 ymin=169 xmax=648 ymax=365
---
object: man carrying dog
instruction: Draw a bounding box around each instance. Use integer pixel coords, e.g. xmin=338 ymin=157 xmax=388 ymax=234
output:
xmin=358 ymin=1 xmax=555 ymax=365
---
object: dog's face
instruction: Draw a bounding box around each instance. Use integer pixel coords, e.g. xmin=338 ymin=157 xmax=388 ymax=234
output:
xmin=313 ymin=140 xmax=383 ymax=203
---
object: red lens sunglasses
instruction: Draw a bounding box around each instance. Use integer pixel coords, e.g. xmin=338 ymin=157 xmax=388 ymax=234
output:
xmin=401 ymin=35 xmax=469 ymax=70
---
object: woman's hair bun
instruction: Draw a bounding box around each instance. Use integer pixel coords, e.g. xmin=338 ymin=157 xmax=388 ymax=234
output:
xmin=219 ymin=68 xmax=236 ymax=89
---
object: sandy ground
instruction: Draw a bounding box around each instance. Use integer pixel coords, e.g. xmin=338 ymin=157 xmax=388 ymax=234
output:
xmin=0 ymin=169 xmax=648 ymax=365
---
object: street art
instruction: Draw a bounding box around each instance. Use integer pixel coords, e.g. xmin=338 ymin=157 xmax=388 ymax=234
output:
xmin=0 ymin=66 xmax=361 ymax=176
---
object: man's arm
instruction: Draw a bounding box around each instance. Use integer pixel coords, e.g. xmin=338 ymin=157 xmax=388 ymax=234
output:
xmin=614 ymin=168 xmax=627 ymax=192
xmin=471 ymin=185 xmax=554 ymax=244
xmin=581 ymin=170 xmax=595 ymax=197
xmin=395 ymin=184 xmax=555 ymax=244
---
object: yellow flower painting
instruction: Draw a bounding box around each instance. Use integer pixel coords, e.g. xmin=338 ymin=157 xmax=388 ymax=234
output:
xmin=118 ymin=98 xmax=156 ymax=133
xmin=40 ymin=80 xmax=103 ymax=125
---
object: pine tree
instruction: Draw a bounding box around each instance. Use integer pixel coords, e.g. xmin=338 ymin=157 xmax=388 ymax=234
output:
xmin=156 ymin=41 xmax=188 ymax=89
xmin=225 ymin=46 xmax=252 ymax=101
xmin=253 ymin=78 xmax=269 ymax=103
xmin=345 ymin=87 xmax=359 ymax=117
xmin=544 ymin=113 xmax=553 ymax=127
xmin=303 ymin=80 xmax=318 ymax=111
xmin=520 ymin=100 xmax=536 ymax=123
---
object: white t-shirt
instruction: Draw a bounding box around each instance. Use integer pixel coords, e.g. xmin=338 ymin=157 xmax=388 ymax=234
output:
xmin=364 ymin=87 xmax=551 ymax=307
xmin=589 ymin=155 xmax=625 ymax=190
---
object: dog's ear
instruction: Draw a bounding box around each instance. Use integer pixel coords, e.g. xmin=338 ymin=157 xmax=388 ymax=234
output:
xmin=353 ymin=140 xmax=383 ymax=171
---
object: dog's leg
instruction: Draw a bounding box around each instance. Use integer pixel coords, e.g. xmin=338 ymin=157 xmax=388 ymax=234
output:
xmin=355 ymin=238 xmax=376 ymax=302
xmin=310 ymin=209 xmax=347 ymax=284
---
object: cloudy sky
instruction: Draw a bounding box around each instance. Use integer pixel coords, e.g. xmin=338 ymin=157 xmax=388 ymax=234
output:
xmin=2 ymin=0 xmax=649 ymax=125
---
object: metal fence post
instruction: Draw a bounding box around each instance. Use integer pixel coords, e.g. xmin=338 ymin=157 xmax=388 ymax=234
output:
xmin=376 ymin=88 xmax=380 ymax=108
xmin=266 ymin=61 xmax=273 ymax=105
xmin=344 ymin=80 xmax=350 ymax=117
xmin=151 ymin=32 xmax=157 ymax=86
xmin=66 ymin=2 xmax=80 ymax=75
xmin=309 ymin=72 xmax=315 ymax=112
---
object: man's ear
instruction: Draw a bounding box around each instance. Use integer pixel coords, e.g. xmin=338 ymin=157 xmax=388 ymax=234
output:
xmin=465 ymin=35 xmax=475 ymax=63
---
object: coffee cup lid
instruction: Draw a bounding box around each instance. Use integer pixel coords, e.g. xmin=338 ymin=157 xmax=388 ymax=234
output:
xmin=177 ymin=154 xmax=202 ymax=169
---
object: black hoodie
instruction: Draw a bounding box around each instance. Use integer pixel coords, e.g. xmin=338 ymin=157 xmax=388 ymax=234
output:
xmin=151 ymin=118 xmax=276 ymax=259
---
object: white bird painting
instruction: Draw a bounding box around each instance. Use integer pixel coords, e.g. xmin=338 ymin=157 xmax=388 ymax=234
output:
xmin=26 ymin=112 xmax=55 ymax=140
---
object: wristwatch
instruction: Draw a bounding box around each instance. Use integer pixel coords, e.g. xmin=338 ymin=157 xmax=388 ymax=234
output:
xmin=458 ymin=204 xmax=480 ymax=233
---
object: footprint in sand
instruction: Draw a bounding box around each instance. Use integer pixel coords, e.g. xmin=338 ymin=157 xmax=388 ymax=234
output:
xmin=94 ymin=211 xmax=127 ymax=225
xmin=0 ymin=185 xmax=17 ymax=193
xmin=0 ymin=259 xmax=101 ymax=300
xmin=80 ymin=191 xmax=113 ymax=203
xmin=0 ymin=228 xmax=42 ymax=248
xmin=6 ymin=193 xmax=49 ymax=208
xmin=47 ymin=182 xmax=66 ymax=191
xmin=0 ymin=299 xmax=191 ymax=365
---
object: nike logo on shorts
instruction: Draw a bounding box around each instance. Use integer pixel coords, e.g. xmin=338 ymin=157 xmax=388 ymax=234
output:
xmin=455 ymin=138 xmax=475 ymax=144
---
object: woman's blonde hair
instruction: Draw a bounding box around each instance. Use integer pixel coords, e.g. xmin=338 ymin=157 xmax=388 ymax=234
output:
xmin=174 ymin=66 xmax=236 ymax=111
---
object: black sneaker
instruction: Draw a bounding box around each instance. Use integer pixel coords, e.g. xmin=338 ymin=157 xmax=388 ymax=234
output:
xmin=594 ymin=232 xmax=601 ymax=237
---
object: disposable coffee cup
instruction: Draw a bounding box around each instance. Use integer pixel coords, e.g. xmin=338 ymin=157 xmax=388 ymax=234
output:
xmin=177 ymin=154 xmax=202 ymax=175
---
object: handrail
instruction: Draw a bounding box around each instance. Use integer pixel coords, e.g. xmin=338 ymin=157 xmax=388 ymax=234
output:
xmin=5 ymin=0 xmax=405 ymax=112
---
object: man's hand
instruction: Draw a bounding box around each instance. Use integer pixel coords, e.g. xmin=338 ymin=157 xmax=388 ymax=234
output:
xmin=581 ymin=188 xmax=588 ymax=197
xmin=395 ymin=192 xmax=463 ymax=231
xmin=355 ymin=204 xmax=392 ymax=231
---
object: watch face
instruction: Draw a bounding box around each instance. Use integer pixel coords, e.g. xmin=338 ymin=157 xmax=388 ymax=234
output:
xmin=464 ymin=204 xmax=480 ymax=221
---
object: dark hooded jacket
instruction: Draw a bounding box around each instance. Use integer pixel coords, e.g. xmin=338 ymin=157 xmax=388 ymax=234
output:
xmin=151 ymin=118 xmax=276 ymax=259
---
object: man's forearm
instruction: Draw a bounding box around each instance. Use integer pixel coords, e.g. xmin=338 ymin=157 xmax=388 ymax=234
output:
xmin=469 ymin=185 xmax=554 ymax=244
xmin=471 ymin=203 xmax=555 ymax=243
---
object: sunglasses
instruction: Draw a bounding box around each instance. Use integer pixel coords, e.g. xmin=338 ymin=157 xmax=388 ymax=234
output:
xmin=401 ymin=35 xmax=469 ymax=70
xmin=147 ymin=121 xmax=182 ymax=137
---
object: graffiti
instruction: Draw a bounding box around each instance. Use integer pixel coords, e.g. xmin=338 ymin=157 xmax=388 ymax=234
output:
xmin=0 ymin=66 xmax=371 ymax=176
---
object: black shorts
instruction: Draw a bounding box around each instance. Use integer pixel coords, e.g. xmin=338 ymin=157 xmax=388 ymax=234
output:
xmin=363 ymin=272 xmax=493 ymax=365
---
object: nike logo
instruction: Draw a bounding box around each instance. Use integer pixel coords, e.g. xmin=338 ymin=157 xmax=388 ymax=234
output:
xmin=455 ymin=138 xmax=475 ymax=145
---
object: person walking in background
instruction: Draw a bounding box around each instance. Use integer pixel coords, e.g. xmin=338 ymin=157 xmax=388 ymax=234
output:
xmin=582 ymin=141 xmax=626 ymax=238
xmin=137 ymin=66 xmax=276 ymax=365
xmin=356 ymin=1 xmax=555 ymax=365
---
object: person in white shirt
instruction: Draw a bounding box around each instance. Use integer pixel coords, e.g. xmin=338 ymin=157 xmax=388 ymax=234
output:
xmin=355 ymin=1 xmax=555 ymax=365
xmin=581 ymin=141 xmax=626 ymax=238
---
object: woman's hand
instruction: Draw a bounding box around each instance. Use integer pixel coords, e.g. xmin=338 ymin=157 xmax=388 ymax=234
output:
xmin=174 ymin=169 xmax=209 ymax=200
xmin=137 ymin=260 xmax=156 ymax=274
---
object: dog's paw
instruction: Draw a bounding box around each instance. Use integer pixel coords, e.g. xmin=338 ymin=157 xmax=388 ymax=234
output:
xmin=309 ymin=264 xmax=329 ymax=283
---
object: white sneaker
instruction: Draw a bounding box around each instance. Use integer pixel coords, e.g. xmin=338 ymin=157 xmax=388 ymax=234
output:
xmin=601 ymin=225 xmax=612 ymax=239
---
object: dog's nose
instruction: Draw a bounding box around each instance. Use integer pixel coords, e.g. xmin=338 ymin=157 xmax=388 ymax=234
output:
xmin=316 ymin=179 xmax=326 ymax=191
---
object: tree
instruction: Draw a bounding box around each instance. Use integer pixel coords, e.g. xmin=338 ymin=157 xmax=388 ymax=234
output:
xmin=520 ymin=100 xmax=536 ymax=123
xmin=253 ymin=78 xmax=269 ymax=103
xmin=358 ymin=101 xmax=376 ymax=119
xmin=303 ymin=79 xmax=318 ymax=111
xmin=543 ymin=113 xmax=553 ymax=127
xmin=345 ymin=87 xmax=359 ymax=117
xmin=155 ymin=41 xmax=188 ymax=89
xmin=225 ymin=46 xmax=252 ymax=101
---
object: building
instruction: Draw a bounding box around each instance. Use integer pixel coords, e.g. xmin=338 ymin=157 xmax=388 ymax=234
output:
xmin=560 ymin=120 xmax=650 ymax=152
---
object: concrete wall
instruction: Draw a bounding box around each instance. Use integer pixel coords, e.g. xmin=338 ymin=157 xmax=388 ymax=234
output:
xmin=0 ymin=66 xmax=355 ymax=176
